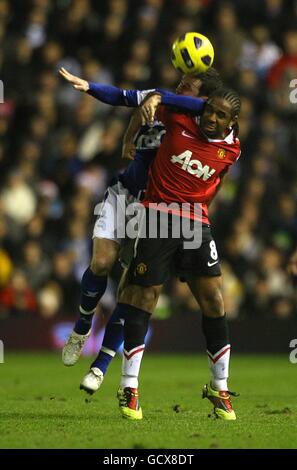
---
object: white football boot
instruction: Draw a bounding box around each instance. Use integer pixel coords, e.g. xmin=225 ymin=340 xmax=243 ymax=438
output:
xmin=80 ymin=367 xmax=104 ymax=394
xmin=62 ymin=330 xmax=91 ymax=366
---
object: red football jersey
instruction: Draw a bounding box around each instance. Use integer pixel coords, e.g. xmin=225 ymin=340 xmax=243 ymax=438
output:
xmin=143 ymin=106 xmax=241 ymax=223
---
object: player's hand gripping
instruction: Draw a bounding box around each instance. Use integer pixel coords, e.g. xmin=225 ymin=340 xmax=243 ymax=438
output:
xmin=59 ymin=67 xmax=89 ymax=92
xmin=140 ymin=93 xmax=162 ymax=125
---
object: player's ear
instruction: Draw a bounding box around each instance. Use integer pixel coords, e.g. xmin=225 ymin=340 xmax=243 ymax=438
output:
xmin=229 ymin=115 xmax=238 ymax=128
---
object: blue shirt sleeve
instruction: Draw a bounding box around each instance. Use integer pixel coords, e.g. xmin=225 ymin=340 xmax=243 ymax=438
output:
xmin=87 ymin=83 xmax=127 ymax=105
xmin=160 ymin=92 xmax=206 ymax=114
xmin=87 ymin=83 xmax=156 ymax=107
xmin=86 ymin=83 xmax=204 ymax=113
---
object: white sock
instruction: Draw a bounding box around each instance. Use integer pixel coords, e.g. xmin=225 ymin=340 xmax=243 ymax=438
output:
xmin=207 ymin=344 xmax=230 ymax=391
xmin=120 ymin=345 xmax=145 ymax=389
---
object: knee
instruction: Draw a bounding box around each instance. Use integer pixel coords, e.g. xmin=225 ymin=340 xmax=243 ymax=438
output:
xmin=90 ymin=255 xmax=115 ymax=275
xmin=141 ymin=286 xmax=159 ymax=310
xmin=119 ymin=285 xmax=160 ymax=313
xmin=199 ymin=288 xmax=224 ymax=317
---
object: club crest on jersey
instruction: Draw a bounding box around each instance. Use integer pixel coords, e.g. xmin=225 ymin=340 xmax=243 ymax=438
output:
xmin=136 ymin=263 xmax=147 ymax=275
xmin=217 ymin=148 xmax=226 ymax=159
xmin=171 ymin=150 xmax=216 ymax=181
xmin=135 ymin=126 xmax=166 ymax=150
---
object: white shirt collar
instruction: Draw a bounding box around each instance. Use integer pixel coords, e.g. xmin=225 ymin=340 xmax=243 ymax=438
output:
xmin=206 ymin=129 xmax=235 ymax=143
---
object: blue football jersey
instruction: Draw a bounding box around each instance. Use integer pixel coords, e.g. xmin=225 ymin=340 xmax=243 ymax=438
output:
xmin=118 ymin=121 xmax=165 ymax=197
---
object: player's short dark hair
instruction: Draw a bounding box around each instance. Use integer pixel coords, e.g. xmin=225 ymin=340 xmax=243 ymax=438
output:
xmin=209 ymin=87 xmax=241 ymax=117
xmin=193 ymin=67 xmax=223 ymax=97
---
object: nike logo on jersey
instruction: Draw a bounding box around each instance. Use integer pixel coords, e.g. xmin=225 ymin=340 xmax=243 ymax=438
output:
xmin=181 ymin=130 xmax=195 ymax=139
xmin=171 ymin=150 xmax=216 ymax=181
xmin=207 ymin=260 xmax=219 ymax=267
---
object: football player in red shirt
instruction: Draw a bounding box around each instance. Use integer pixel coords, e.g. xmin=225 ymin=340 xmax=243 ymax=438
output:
xmin=117 ymin=87 xmax=241 ymax=421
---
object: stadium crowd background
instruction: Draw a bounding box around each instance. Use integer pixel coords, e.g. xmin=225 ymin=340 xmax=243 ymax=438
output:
xmin=1 ymin=0 xmax=297 ymax=325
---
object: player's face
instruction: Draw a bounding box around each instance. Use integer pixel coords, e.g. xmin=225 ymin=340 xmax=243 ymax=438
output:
xmin=200 ymin=97 xmax=237 ymax=138
xmin=176 ymin=75 xmax=202 ymax=96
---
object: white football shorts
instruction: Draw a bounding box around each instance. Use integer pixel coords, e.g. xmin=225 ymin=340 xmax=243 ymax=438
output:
xmin=92 ymin=181 xmax=136 ymax=244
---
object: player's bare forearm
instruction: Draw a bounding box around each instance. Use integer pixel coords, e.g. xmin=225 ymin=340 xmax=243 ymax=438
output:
xmin=122 ymin=109 xmax=143 ymax=160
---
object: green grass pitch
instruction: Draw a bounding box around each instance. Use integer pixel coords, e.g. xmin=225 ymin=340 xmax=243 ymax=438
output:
xmin=0 ymin=353 xmax=296 ymax=449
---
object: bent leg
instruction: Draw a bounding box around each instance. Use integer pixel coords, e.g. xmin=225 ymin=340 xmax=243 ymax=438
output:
xmin=74 ymin=237 xmax=119 ymax=334
xmin=115 ymin=210 xmax=177 ymax=415
xmin=89 ymin=273 xmax=161 ymax=378
xmin=90 ymin=237 xmax=119 ymax=276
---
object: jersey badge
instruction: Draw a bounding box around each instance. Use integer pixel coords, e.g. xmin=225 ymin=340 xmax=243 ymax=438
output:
xmin=217 ymin=148 xmax=226 ymax=159
xmin=136 ymin=263 xmax=148 ymax=275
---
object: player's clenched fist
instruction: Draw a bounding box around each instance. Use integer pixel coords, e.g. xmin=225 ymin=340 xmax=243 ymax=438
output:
xmin=59 ymin=67 xmax=89 ymax=92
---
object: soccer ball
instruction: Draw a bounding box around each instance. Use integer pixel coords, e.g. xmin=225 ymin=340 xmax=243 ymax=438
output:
xmin=171 ymin=32 xmax=214 ymax=74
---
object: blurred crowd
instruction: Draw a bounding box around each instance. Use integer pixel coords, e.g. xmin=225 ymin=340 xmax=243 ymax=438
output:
xmin=1 ymin=0 xmax=297 ymax=322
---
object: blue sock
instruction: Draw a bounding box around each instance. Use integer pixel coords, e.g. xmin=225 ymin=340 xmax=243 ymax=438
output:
xmin=74 ymin=267 xmax=108 ymax=335
xmin=91 ymin=303 xmax=125 ymax=374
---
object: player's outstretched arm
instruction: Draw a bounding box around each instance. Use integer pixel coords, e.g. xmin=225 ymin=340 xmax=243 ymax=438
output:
xmin=59 ymin=67 xmax=157 ymax=107
xmin=160 ymin=92 xmax=206 ymax=114
xmin=59 ymin=68 xmax=206 ymax=113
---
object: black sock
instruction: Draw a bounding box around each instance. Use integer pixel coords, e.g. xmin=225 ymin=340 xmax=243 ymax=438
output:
xmin=202 ymin=314 xmax=229 ymax=355
xmin=119 ymin=302 xmax=151 ymax=351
